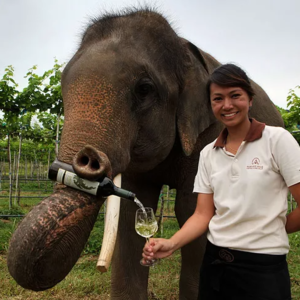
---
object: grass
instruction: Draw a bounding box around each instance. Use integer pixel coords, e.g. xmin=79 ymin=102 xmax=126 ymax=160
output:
xmin=0 ymin=254 xmax=112 ymax=300
xmin=288 ymin=232 xmax=300 ymax=298
xmin=1 ymin=216 xmax=300 ymax=299
xmin=0 ymin=218 xmax=19 ymax=253
xmin=0 ymin=217 xmax=181 ymax=300
xmin=0 ymin=250 xmax=181 ymax=300
xmin=0 ymin=184 xmax=300 ymax=299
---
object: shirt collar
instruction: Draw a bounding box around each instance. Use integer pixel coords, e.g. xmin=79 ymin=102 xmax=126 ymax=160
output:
xmin=214 ymin=118 xmax=266 ymax=148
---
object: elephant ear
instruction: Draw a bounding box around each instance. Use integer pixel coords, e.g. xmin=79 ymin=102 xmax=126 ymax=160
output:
xmin=177 ymin=39 xmax=217 ymax=156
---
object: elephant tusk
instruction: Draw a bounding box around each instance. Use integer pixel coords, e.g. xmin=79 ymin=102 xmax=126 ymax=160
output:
xmin=96 ymin=174 xmax=121 ymax=272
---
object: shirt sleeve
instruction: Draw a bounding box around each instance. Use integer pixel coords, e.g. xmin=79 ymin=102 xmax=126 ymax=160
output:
xmin=272 ymin=128 xmax=300 ymax=187
xmin=193 ymin=148 xmax=213 ymax=194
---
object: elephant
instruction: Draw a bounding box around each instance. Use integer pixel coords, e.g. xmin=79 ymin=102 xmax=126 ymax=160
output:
xmin=7 ymin=7 xmax=283 ymax=300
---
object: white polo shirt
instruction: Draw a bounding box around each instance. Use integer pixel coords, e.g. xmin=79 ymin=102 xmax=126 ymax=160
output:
xmin=193 ymin=119 xmax=300 ymax=254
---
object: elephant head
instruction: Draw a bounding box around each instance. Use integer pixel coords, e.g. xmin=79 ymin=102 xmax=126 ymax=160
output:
xmin=7 ymin=8 xmax=283 ymax=296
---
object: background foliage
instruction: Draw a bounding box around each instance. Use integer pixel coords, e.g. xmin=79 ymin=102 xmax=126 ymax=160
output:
xmin=277 ymin=85 xmax=300 ymax=144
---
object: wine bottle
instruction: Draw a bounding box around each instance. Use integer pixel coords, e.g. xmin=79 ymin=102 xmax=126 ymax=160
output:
xmin=48 ymin=159 xmax=136 ymax=201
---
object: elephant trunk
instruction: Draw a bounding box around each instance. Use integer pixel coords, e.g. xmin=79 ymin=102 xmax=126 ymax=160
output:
xmin=72 ymin=145 xmax=112 ymax=180
xmin=7 ymin=186 xmax=104 ymax=291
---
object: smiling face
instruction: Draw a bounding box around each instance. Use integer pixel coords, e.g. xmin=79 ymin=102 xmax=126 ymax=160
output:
xmin=210 ymin=83 xmax=252 ymax=129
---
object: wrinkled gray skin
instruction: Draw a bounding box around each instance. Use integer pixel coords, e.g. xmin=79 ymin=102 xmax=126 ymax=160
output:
xmin=7 ymin=8 xmax=284 ymax=300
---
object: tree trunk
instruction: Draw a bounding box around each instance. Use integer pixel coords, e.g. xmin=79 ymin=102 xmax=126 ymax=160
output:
xmin=55 ymin=114 xmax=60 ymax=158
xmin=33 ymin=150 xmax=38 ymax=182
xmin=30 ymin=160 xmax=33 ymax=179
xmin=12 ymin=151 xmax=16 ymax=183
xmin=37 ymin=160 xmax=40 ymax=190
xmin=0 ymin=157 xmax=3 ymax=191
xmin=46 ymin=149 xmax=51 ymax=190
xmin=0 ymin=160 xmax=2 ymax=191
xmin=15 ymin=133 xmax=22 ymax=206
xmin=25 ymin=154 xmax=27 ymax=183
xmin=7 ymin=135 xmax=12 ymax=210
xmin=2 ymin=157 xmax=5 ymax=177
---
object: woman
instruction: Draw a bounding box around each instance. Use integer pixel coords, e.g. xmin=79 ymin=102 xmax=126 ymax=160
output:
xmin=142 ymin=64 xmax=300 ymax=300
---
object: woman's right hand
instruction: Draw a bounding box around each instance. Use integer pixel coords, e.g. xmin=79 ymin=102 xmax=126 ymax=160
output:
xmin=142 ymin=238 xmax=175 ymax=261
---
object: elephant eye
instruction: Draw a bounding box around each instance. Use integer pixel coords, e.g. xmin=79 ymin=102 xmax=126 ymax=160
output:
xmin=132 ymin=77 xmax=159 ymax=111
xmin=134 ymin=78 xmax=155 ymax=99
xmin=137 ymin=84 xmax=153 ymax=96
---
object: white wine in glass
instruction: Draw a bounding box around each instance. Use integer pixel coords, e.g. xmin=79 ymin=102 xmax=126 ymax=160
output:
xmin=135 ymin=207 xmax=158 ymax=267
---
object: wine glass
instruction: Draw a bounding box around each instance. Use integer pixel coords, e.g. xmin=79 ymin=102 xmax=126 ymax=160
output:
xmin=135 ymin=207 xmax=158 ymax=267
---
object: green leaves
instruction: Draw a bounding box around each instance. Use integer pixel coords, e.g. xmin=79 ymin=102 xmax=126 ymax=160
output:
xmin=0 ymin=65 xmax=20 ymax=114
xmin=0 ymin=60 xmax=65 ymax=139
xmin=278 ymin=85 xmax=300 ymax=144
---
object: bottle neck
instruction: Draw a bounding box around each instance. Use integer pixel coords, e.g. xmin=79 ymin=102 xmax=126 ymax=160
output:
xmin=98 ymin=177 xmax=136 ymax=200
xmin=114 ymin=186 xmax=136 ymax=201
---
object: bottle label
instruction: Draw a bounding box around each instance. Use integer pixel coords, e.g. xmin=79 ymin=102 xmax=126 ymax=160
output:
xmin=64 ymin=171 xmax=99 ymax=195
xmin=57 ymin=169 xmax=65 ymax=183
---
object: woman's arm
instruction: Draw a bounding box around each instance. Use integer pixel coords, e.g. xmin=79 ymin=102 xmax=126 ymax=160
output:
xmin=143 ymin=193 xmax=214 ymax=260
xmin=286 ymin=182 xmax=300 ymax=234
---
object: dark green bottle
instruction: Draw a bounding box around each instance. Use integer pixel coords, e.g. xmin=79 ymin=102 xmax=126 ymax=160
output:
xmin=48 ymin=159 xmax=136 ymax=201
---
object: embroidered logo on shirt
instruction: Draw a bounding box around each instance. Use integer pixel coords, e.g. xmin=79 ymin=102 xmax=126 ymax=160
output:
xmin=246 ymin=157 xmax=263 ymax=170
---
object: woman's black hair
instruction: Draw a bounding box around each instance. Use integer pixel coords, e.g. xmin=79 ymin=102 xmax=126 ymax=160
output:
xmin=206 ymin=63 xmax=255 ymax=99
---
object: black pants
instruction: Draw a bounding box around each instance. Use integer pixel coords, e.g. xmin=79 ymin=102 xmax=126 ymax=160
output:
xmin=198 ymin=241 xmax=291 ymax=300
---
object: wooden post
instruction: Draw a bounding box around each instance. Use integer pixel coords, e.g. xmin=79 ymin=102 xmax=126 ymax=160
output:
xmin=158 ymin=188 xmax=165 ymax=235
xmin=166 ymin=185 xmax=170 ymax=214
